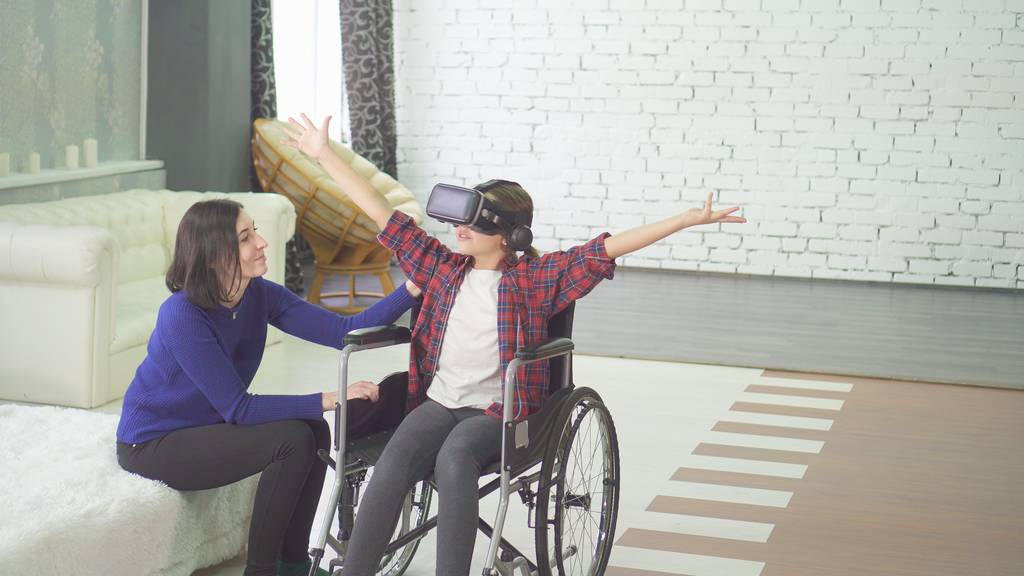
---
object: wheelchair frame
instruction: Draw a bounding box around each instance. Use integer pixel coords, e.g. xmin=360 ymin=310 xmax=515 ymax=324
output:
xmin=308 ymin=309 xmax=620 ymax=576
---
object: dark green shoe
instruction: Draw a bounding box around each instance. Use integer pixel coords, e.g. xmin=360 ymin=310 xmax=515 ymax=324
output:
xmin=277 ymin=559 xmax=330 ymax=576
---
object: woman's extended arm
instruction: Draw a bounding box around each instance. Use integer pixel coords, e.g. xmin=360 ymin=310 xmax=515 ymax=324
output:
xmin=268 ymin=279 xmax=420 ymax=349
xmin=161 ymin=299 xmax=325 ymax=423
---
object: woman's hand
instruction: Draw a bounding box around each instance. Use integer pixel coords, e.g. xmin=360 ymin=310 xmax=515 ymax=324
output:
xmin=320 ymin=381 xmax=380 ymax=411
xmin=404 ymin=279 xmax=422 ymax=299
xmin=321 ymin=391 xmax=338 ymax=411
xmin=283 ymin=114 xmax=332 ymax=162
xmin=347 ymin=380 xmax=380 ymax=403
xmin=680 ymin=192 xmax=747 ymax=228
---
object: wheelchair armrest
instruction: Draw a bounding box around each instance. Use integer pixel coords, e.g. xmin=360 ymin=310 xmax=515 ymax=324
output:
xmin=516 ymin=337 xmax=574 ymax=363
xmin=343 ymin=325 xmax=411 ymax=347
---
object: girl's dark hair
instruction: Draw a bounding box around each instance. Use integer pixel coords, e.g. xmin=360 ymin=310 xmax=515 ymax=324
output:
xmin=477 ymin=180 xmax=540 ymax=264
xmin=165 ymin=199 xmax=244 ymax=309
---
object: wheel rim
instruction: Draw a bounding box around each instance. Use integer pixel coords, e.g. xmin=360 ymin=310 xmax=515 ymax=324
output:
xmin=553 ymin=400 xmax=618 ymax=576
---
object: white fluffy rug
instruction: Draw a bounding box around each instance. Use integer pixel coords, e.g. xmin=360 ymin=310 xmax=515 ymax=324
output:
xmin=0 ymin=404 xmax=258 ymax=575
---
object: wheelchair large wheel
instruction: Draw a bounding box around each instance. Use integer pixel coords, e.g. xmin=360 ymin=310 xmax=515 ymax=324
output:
xmin=373 ymin=479 xmax=434 ymax=576
xmin=535 ymin=389 xmax=620 ymax=576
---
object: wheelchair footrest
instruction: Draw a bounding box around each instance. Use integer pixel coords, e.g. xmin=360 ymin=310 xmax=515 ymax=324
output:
xmin=492 ymin=553 xmax=536 ymax=576
xmin=318 ymin=448 xmax=336 ymax=470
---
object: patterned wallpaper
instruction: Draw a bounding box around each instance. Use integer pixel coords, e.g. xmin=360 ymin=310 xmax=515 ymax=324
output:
xmin=0 ymin=0 xmax=142 ymax=173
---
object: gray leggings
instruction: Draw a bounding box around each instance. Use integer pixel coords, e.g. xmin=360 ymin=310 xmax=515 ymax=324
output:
xmin=342 ymin=399 xmax=502 ymax=576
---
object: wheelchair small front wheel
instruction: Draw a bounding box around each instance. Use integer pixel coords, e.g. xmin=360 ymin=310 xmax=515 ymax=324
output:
xmin=535 ymin=391 xmax=620 ymax=576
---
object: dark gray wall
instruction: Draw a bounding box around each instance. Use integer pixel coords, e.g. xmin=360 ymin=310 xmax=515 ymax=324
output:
xmin=147 ymin=0 xmax=251 ymax=192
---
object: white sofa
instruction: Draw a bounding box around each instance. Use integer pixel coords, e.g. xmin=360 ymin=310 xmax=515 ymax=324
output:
xmin=0 ymin=189 xmax=296 ymax=409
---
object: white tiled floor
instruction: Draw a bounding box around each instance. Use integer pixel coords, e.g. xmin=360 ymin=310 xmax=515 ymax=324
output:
xmin=158 ymin=333 xmax=767 ymax=576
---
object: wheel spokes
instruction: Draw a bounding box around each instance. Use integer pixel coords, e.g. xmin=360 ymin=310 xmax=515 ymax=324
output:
xmin=545 ymin=398 xmax=618 ymax=576
xmin=559 ymin=405 xmax=614 ymax=576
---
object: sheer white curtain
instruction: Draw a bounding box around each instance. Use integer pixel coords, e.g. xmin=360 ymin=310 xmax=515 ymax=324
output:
xmin=271 ymin=1 xmax=348 ymax=142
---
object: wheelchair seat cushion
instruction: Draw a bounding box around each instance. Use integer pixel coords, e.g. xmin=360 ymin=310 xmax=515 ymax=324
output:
xmin=347 ymin=428 xmax=396 ymax=466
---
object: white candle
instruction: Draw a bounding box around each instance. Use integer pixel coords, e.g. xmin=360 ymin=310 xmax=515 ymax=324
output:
xmin=28 ymin=152 xmax=41 ymax=174
xmin=83 ymin=138 xmax=98 ymax=168
xmin=0 ymin=153 xmax=9 ymax=177
xmin=65 ymin=145 xmax=80 ymax=169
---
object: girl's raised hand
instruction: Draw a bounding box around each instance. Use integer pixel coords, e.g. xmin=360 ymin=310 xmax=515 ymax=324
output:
xmin=684 ymin=192 xmax=747 ymax=227
xmin=283 ymin=114 xmax=331 ymax=161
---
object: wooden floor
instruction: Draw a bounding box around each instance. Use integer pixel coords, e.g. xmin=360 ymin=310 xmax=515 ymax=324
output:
xmin=607 ymin=369 xmax=1024 ymax=576
xmin=303 ymin=263 xmax=1024 ymax=390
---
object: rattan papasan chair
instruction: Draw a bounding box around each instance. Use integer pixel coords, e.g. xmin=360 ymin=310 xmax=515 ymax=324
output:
xmin=252 ymin=118 xmax=424 ymax=313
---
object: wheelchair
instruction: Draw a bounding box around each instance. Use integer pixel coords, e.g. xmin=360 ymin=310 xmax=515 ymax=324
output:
xmin=307 ymin=302 xmax=621 ymax=576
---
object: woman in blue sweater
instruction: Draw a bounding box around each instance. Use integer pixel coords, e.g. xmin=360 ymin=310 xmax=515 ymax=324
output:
xmin=115 ymin=199 xmax=420 ymax=576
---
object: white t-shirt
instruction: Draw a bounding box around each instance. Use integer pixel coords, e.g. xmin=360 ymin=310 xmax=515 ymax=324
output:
xmin=427 ymin=268 xmax=503 ymax=410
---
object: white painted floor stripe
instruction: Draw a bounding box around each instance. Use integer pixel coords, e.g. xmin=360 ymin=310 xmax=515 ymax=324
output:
xmin=722 ymin=409 xmax=833 ymax=431
xmin=704 ymin=430 xmax=824 ymax=454
xmin=634 ymin=509 xmax=775 ymax=543
xmin=740 ymin=392 xmax=845 ymax=411
xmin=681 ymin=454 xmax=808 ymax=479
xmin=610 ymin=546 xmax=765 ymax=576
xmin=754 ymin=376 xmax=854 ymax=393
xmin=662 ymin=480 xmax=793 ymax=507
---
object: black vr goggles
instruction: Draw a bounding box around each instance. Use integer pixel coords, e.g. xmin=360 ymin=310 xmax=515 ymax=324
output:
xmin=426 ymin=179 xmax=534 ymax=251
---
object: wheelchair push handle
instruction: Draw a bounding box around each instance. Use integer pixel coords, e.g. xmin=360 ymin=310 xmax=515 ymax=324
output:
xmin=343 ymin=324 xmax=411 ymax=347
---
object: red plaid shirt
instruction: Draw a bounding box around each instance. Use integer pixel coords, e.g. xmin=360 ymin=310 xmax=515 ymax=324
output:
xmin=378 ymin=211 xmax=616 ymax=419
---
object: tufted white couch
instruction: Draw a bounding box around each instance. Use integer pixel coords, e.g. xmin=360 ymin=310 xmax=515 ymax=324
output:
xmin=0 ymin=189 xmax=296 ymax=409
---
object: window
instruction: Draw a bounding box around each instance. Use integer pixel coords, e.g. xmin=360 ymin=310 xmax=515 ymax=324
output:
xmin=272 ymin=1 xmax=348 ymax=142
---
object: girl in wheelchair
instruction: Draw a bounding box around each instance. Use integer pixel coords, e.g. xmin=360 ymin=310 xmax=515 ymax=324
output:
xmin=285 ymin=114 xmax=746 ymax=576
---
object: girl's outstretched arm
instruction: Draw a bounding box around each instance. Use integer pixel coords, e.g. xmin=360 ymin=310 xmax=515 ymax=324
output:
xmin=604 ymin=192 xmax=747 ymax=259
xmin=283 ymin=114 xmax=394 ymax=230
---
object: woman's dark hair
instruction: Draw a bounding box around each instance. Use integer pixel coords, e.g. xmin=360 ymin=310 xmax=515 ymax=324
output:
xmin=165 ymin=199 xmax=244 ymax=309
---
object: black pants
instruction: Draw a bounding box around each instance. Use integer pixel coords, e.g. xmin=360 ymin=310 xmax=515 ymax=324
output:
xmin=117 ymin=388 xmax=405 ymax=576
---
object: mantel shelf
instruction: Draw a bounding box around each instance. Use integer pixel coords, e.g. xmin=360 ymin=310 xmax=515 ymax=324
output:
xmin=0 ymin=160 xmax=165 ymax=191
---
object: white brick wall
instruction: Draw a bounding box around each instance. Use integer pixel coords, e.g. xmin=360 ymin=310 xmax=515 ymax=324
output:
xmin=392 ymin=0 xmax=1024 ymax=289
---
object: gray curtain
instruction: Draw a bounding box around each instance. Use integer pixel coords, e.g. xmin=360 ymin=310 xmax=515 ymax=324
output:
xmin=251 ymin=0 xmax=307 ymax=293
xmin=340 ymin=0 xmax=398 ymax=178
xmin=250 ymin=0 xmax=277 ymax=190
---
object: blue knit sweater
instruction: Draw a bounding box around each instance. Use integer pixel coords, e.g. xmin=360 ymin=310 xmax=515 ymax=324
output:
xmin=116 ymin=277 xmax=416 ymax=444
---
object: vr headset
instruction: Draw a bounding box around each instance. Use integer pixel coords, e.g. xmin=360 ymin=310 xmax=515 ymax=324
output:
xmin=426 ymin=179 xmax=533 ymax=251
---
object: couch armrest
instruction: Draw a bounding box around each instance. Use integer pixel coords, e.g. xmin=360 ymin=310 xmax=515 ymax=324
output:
xmin=0 ymin=222 xmax=118 ymax=408
xmin=0 ymin=222 xmax=119 ymax=287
